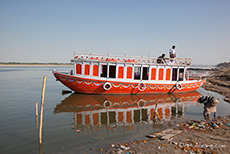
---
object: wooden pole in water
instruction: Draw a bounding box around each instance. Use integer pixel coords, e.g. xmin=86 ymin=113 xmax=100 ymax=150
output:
xmin=39 ymin=144 xmax=42 ymax=154
xmin=36 ymin=102 xmax=38 ymax=130
xmin=39 ymin=75 xmax=46 ymax=144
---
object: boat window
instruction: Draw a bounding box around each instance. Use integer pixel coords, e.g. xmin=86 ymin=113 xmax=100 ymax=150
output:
xmin=76 ymin=64 xmax=82 ymax=74
xmin=134 ymin=66 xmax=141 ymax=80
xmin=101 ymin=65 xmax=107 ymax=77
xmin=93 ymin=65 xmax=98 ymax=76
xmin=151 ymin=68 xmax=156 ymax=80
xmin=109 ymin=65 xmax=116 ymax=78
xmin=126 ymin=67 xmax=132 ymax=79
xmin=118 ymin=67 xmax=124 ymax=79
xmin=158 ymin=68 xmax=164 ymax=80
xmin=142 ymin=67 xmax=149 ymax=80
xmin=166 ymin=68 xmax=171 ymax=81
xmin=185 ymin=69 xmax=189 ymax=81
xmin=172 ymin=68 xmax=178 ymax=81
xmin=84 ymin=64 xmax=90 ymax=75
xmin=179 ymin=68 xmax=184 ymax=81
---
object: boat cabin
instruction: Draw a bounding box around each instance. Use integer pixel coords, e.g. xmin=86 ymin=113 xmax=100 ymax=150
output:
xmin=71 ymin=53 xmax=192 ymax=83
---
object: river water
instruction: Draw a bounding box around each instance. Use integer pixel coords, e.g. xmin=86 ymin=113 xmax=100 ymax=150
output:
xmin=0 ymin=66 xmax=229 ymax=154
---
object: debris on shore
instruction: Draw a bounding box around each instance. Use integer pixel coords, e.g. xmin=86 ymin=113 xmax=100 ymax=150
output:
xmin=103 ymin=115 xmax=230 ymax=154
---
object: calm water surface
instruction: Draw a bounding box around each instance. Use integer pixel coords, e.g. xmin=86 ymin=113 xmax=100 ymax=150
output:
xmin=0 ymin=66 xmax=229 ymax=154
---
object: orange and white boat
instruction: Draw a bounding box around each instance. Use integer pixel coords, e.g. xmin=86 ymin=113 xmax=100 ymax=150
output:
xmin=53 ymin=53 xmax=205 ymax=94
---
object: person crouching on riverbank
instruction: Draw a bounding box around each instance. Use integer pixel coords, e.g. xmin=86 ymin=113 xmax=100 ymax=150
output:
xmin=198 ymin=96 xmax=219 ymax=118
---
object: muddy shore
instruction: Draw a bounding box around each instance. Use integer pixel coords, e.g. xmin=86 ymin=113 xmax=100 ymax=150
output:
xmin=102 ymin=115 xmax=230 ymax=154
xmin=202 ymin=66 xmax=230 ymax=103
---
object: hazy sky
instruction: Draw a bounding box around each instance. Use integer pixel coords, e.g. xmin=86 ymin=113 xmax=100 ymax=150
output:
xmin=1 ymin=0 xmax=229 ymax=64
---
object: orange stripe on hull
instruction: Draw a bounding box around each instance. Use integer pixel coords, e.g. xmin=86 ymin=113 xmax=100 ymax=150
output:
xmin=54 ymin=72 xmax=205 ymax=94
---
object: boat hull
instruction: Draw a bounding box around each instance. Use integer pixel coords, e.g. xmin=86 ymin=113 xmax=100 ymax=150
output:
xmin=53 ymin=71 xmax=205 ymax=94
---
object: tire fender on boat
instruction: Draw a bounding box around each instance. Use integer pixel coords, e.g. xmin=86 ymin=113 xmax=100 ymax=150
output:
xmin=103 ymin=100 xmax=111 ymax=108
xmin=176 ymin=82 xmax=182 ymax=90
xmin=138 ymin=82 xmax=146 ymax=91
xmin=103 ymin=82 xmax=112 ymax=91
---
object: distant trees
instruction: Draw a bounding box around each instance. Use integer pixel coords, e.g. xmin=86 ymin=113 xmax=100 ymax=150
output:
xmin=217 ymin=62 xmax=230 ymax=68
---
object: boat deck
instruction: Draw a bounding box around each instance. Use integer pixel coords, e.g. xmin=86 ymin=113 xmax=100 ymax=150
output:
xmin=72 ymin=53 xmax=192 ymax=66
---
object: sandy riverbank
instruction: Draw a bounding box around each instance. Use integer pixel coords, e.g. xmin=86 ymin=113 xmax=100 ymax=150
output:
xmin=102 ymin=115 xmax=230 ymax=154
xmin=202 ymin=66 xmax=230 ymax=103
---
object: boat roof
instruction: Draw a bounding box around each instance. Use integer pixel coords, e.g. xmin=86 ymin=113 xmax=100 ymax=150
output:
xmin=71 ymin=53 xmax=192 ymax=67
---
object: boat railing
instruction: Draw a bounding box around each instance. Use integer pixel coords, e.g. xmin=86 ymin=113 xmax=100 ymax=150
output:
xmin=72 ymin=52 xmax=192 ymax=66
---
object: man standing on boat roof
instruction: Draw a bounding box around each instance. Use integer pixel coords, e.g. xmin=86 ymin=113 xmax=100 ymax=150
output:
xmin=169 ymin=45 xmax=176 ymax=58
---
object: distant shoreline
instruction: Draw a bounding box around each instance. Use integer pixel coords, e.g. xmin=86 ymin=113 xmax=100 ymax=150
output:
xmin=0 ymin=63 xmax=72 ymax=66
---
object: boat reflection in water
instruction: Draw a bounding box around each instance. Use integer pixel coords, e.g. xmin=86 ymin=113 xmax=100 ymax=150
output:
xmin=54 ymin=92 xmax=202 ymax=133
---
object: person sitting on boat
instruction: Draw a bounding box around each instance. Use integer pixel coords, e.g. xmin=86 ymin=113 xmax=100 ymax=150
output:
xmin=179 ymin=72 xmax=183 ymax=81
xmin=157 ymin=54 xmax=166 ymax=64
xmin=169 ymin=45 xmax=176 ymax=59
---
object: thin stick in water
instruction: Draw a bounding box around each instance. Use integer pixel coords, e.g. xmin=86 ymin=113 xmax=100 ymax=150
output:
xmin=36 ymin=102 xmax=38 ymax=130
xmin=39 ymin=75 xmax=46 ymax=144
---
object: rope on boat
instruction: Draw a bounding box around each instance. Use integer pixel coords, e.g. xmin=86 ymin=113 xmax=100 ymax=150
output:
xmin=176 ymin=82 xmax=182 ymax=90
